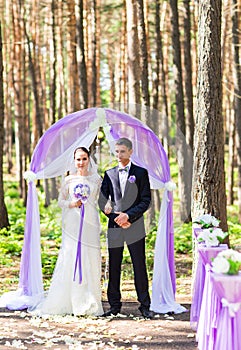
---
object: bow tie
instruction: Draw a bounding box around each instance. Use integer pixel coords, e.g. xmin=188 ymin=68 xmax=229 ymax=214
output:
xmin=119 ymin=166 xmax=129 ymax=172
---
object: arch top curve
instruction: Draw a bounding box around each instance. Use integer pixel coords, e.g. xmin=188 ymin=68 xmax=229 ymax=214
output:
xmin=30 ymin=107 xmax=170 ymax=188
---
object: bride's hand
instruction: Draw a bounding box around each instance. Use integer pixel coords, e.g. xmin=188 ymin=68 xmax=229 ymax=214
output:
xmin=69 ymin=200 xmax=82 ymax=208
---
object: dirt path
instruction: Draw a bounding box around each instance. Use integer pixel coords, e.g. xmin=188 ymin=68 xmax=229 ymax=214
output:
xmin=0 ymin=298 xmax=197 ymax=350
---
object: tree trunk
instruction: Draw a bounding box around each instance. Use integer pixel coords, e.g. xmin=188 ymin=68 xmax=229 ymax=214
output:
xmin=0 ymin=21 xmax=10 ymax=229
xmin=25 ymin=31 xmax=43 ymax=138
xmin=227 ymin=108 xmax=235 ymax=205
xmin=56 ymin=0 xmax=67 ymax=117
xmin=232 ymin=0 xmax=241 ymax=222
xmin=153 ymin=0 xmax=169 ymax=154
xmin=66 ymin=0 xmax=80 ymax=113
xmin=169 ymin=0 xmax=192 ymax=222
xmin=96 ymin=0 xmax=101 ymax=106
xmin=107 ymin=43 xmax=115 ymax=105
xmin=192 ymin=0 xmax=227 ymax=231
xmin=2 ymin=2 xmax=13 ymax=174
xmin=90 ymin=0 xmax=97 ymax=107
xmin=136 ymin=0 xmax=151 ymax=127
xmin=77 ymin=0 xmax=88 ymax=109
xmin=126 ymin=0 xmax=141 ymax=117
xmin=183 ymin=0 xmax=194 ymax=151
xmin=120 ymin=4 xmax=127 ymax=109
xmin=12 ymin=1 xmax=27 ymax=200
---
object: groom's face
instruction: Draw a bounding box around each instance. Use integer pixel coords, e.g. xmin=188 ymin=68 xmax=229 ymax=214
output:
xmin=115 ymin=144 xmax=133 ymax=166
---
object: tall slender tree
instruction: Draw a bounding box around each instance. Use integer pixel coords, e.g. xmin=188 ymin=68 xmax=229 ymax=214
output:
xmin=126 ymin=0 xmax=140 ymax=116
xmin=153 ymin=0 xmax=169 ymax=154
xmin=136 ymin=0 xmax=151 ymax=126
xmin=77 ymin=0 xmax=88 ymax=109
xmin=192 ymin=0 xmax=227 ymax=231
xmin=66 ymin=0 xmax=80 ymax=113
xmin=183 ymin=0 xmax=194 ymax=151
xmin=0 ymin=21 xmax=10 ymax=229
xmin=169 ymin=0 xmax=192 ymax=222
xmin=232 ymin=0 xmax=241 ymax=222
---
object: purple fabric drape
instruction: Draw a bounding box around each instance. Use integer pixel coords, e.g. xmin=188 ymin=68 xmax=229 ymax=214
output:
xmin=3 ymin=107 xmax=176 ymax=311
xmin=19 ymin=181 xmax=43 ymax=295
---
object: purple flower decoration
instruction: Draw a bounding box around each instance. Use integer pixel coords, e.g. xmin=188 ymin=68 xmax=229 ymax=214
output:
xmin=73 ymin=183 xmax=90 ymax=203
xmin=128 ymin=175 xmax=136 ymax=183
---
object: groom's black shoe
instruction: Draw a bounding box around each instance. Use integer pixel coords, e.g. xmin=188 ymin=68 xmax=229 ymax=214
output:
xmin=102 ymin=308 xmax=121 ymax=317
xmin=138 ymin=306 xmax=154 ymax=319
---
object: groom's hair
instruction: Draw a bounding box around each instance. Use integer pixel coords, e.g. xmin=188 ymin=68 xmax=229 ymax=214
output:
xmin=115 ymin=137 xmax=132 ymax=150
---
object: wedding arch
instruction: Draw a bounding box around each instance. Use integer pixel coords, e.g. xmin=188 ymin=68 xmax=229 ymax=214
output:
xmin=1 ymin=107 xmax=185 ymax=314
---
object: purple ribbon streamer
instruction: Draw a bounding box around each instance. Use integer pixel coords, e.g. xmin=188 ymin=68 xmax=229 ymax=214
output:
xmin=73 ymin=204 xmax=85 ymax=283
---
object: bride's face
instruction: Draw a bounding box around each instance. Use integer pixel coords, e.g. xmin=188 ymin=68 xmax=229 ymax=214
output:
xmin=74 ymin=149 xmax=89 ymax=172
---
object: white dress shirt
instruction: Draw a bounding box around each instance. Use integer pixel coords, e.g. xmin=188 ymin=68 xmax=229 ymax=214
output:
xmin=118 ymin=161 xmax=131 ymax=196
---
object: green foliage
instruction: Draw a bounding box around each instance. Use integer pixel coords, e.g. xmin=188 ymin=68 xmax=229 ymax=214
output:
xmin=0 ymin=183 xmax=26 ymax=263
xmin=227 ymin=221 xmax=241 ymax=249
xmin=0 ymin=230 xmax=23 ymax=264
xmin=174 ymin=223 xmax=192 ymax=254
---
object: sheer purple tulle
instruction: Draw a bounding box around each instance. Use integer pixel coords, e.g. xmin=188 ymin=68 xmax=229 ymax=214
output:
xmin=1 ymin=107 xmax=183 ymax=314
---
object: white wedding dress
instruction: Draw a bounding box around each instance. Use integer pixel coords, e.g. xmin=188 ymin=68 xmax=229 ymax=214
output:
xmin=33 ymin=173 xmax=103 ymax=316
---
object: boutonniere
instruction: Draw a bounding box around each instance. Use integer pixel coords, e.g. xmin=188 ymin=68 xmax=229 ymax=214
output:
xmin=128 ymin=175 xmax=136 ymax=183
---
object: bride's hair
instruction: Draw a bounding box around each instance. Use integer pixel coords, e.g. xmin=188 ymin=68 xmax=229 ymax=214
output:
xmin=74 ymin=147 xmax=90 ymax=158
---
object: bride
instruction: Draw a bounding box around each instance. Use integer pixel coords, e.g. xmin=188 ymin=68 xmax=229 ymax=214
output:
xmin=33 ymin=147 xmax=103 ymax=316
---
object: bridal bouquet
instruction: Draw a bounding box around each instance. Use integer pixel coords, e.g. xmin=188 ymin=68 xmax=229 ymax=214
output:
xmin=73 ymin=183 xmax=90 ymax=204
xmin=212 ymin=249 xmax=241 ymax=275
xmin=197 ymin=227 xmax=228 ymax=247
xmin=194 ymin=213 xmax=220 ymax=229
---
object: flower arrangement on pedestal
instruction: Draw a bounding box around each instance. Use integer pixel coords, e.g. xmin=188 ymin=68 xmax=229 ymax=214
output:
xmin=193 ymin=214 xmax=228 ymax=247
xmin=197 ymin=227 xmax=228 ymax=247
xmin=212 ymin=249 xmax=241 ymax=275
xmin=194 ymin=213 xmax=220 ymax=229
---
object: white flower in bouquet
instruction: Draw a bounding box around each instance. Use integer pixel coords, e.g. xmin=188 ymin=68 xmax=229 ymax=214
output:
xmin=210 ymin=217 xmax=220 ymax=227
xmin=212 ymin=227 xmax=228 ymax=241
xmin=197 ymin=227 xmax=228 ymax=247
xmin=194 ymin=213 xmax=220 ymax=229
xmin=212 ymin=249 xmax=241 ymax=275
xmin=198 ymin=229 xmax=219 ymax=247
xmin=220 ymin=249 xmax=241 ymax=263
xmin=212 ymin=256 xmax=230 ymax=274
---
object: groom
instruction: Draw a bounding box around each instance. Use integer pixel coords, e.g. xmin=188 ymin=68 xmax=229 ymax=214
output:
xmin=98 ymin=137 xmax=153 ymax=318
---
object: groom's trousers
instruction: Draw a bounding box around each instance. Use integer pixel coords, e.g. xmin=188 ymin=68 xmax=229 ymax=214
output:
xmin=107 ymin=237 xmax=151 ymax=310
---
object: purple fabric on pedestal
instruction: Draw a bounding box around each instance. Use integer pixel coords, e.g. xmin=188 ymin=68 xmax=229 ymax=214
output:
xmin=198 ymin=245 xmax=228 ymax=266
xmin=212 ymin=273 xmax=241 ymax=350
xmin=190 ymin=244 xmax=228 ymax=330
xmin=196 ymin=265 xmax=222 ymax=350
xmin=190 ymin=256 xmax=206 ymax=329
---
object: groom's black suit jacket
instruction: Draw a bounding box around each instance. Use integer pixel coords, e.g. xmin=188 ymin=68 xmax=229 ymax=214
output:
xmin=99 ymin=163 xmax=151 ymax=247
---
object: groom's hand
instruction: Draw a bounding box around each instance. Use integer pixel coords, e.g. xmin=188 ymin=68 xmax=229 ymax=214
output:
xmin=114 ymin=212 xmax=130 ymax=227
xmin=121 ymin=222 xmax=131 ymax=229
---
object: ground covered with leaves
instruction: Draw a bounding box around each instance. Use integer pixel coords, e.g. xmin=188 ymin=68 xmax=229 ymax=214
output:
xmin=0 ymin=299 xmax=196 ymax=350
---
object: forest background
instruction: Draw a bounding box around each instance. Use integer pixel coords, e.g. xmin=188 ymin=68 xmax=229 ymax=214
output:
xmin=0 ymin=0 xmax=241 ymax=294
